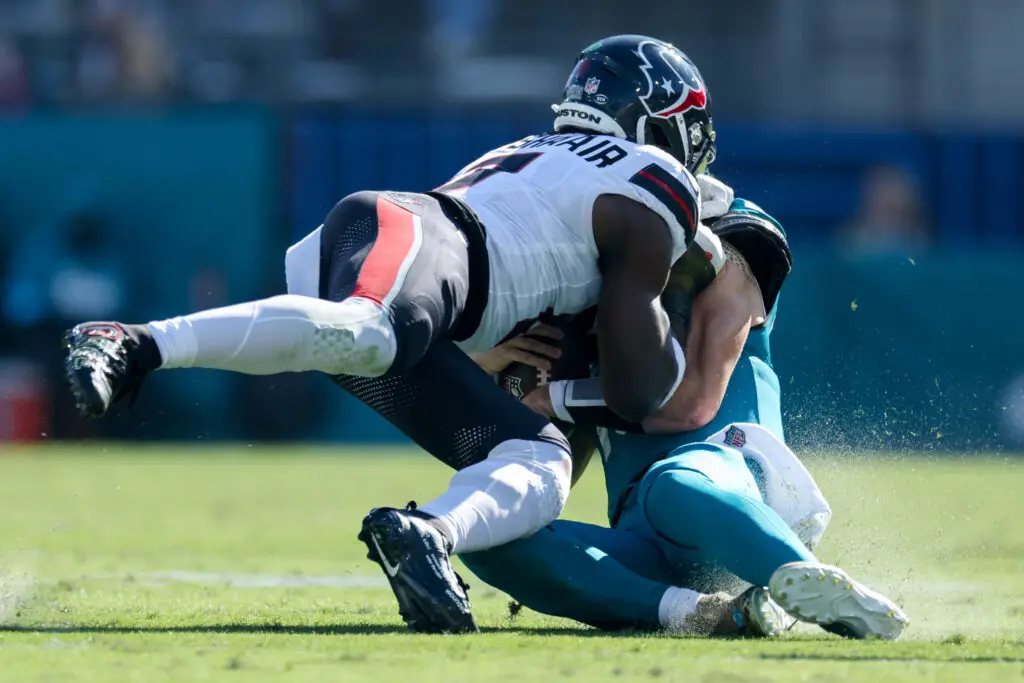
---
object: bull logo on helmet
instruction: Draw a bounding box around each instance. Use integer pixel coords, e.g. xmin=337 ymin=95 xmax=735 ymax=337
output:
xmin=635 ymin=40 xmax=707 ymax=119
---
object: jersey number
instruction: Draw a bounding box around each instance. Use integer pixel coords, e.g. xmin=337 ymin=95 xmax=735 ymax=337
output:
xmin=435 ymin=152 xmax=542 ymax=192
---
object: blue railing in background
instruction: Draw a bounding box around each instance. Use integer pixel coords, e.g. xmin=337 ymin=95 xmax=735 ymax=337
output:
xmin=287 ymin=111 xmax=1024 ymax=248
xmin=284 ymin=110 xmax=1024 ymax=452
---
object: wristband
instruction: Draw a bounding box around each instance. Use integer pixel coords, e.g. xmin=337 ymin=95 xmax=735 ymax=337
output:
xmin=560 ymin=377 xmax=644 ymax=433
xmin=553 ymin=336 xmax=686 ymax=431
xmin=548 ymin=380 xmax=574 ymax=424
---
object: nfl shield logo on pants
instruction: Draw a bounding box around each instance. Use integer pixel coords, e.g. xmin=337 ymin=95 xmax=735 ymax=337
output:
xmin=584 ymin=77 xmax=600 ymax=95
xmin=724 ymin=425 xmax=747 ymax=448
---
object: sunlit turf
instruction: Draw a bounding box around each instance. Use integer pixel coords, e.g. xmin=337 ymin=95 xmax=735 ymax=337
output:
xmin=0 ymin=444 xmax=1021 ymax=681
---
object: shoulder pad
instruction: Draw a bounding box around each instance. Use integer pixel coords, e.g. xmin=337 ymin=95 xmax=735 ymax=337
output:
xmin=729 ymin=198 xmax=769 ymax=216
xmin=709 ymin=199 xmax=792 ymax=312
xmin=624 ymin=150 xmax=699 ymax=259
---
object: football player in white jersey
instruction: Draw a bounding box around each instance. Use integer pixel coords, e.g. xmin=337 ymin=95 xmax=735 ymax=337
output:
xmin=63 ymin=35 xmax=715 ymax=635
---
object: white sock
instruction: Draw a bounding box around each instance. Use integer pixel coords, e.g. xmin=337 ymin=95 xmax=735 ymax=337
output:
xmin=658 ymin=587 xmax=703 ymax=631
xmin=147 ymin=295 xmax=397 ymax=377
xmin=418 ymin=439 xmax=572 ymax=554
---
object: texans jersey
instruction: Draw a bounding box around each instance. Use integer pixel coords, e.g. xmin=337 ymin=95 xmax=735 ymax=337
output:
xmin=437 ymin=132 xmax=701 ymax=353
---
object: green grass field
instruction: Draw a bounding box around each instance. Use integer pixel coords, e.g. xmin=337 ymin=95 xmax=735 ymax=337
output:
xmin=0 ymin=444 xmax=1021 ymax=682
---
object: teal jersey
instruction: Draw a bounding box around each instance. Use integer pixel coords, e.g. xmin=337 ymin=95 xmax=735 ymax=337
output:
xmin=598 ymin=198 xmax=789 ymax=524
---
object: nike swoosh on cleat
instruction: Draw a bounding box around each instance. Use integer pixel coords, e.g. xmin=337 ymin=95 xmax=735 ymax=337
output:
xmin=369 ymin=532 xmax=401 ymax=578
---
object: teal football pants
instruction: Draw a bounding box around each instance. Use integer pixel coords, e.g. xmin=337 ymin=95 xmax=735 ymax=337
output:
xmin=460 ymin=443 xmax=815 ymax=630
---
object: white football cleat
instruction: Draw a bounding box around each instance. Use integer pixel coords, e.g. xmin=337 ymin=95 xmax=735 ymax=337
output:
xmin=768 ymin=561 xmax=909 ymax=640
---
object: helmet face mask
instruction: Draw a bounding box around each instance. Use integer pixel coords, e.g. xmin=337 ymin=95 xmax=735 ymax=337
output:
xmin=553 ymin=35 xmax=716 ymax=175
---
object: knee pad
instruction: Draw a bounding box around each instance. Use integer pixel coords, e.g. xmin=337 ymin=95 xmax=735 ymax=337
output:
xmin=250 ymin=295 xmax=396 ymax=376
xmin=488 ymin=438 xmax=572 ymax=526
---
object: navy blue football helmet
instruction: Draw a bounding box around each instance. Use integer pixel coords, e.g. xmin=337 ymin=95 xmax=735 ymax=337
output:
xmin=552 ymin=34 xmax=716 ymax=174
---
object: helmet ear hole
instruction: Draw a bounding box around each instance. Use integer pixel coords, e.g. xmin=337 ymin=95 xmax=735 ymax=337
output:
xmin=646 ymin=123 xmax=671 ymax=150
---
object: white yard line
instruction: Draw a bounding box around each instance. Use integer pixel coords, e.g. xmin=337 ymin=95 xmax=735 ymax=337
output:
xmin=0 ymin=571 xmax=34 ymax=620
xmin=82 ymin=571 xmax=389 ymax=589
xmin=73 ymin=574 xmax=988 ymax=594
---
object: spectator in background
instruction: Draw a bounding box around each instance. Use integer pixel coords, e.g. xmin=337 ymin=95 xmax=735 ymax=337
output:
xmin=3 ymin=209 xmax=128 ymax=329
xmin=838 ymin=164 xmax=932 ymax=256
xmin=0 ymin=35 xmax=29 ymax=109
xmin=72 ymin=35 xmax=121 ymax=102
xmin=72 ymin=0 xmax=174 ymax=103
xmin=116 ymin=6 xmax=174 ymax=100
xmin=425 ymin=0 xmax=500 ymax=75
xmin=3 ymin=205 xmax=130 ymax=437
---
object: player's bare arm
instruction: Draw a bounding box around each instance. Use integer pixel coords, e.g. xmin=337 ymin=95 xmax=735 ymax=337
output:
xmin=510 ymin=235 xmax=766 ymax=436
xmin=642 ymin=242 xmax=765 ymax=433
xmin=592 ymin=193 xmax=679 ymax=423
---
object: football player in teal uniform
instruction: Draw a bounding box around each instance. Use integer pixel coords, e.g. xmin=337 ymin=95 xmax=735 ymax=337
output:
xmin=463 ymin=193 xmax=909 ymax=640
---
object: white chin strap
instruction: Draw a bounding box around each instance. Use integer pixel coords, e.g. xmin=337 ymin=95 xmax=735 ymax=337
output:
xmin=635 ymin=115 xmax=647 ymax=145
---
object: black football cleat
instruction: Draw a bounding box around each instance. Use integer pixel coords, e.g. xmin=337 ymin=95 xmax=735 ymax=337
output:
xmin=64 ymin=322 xmax=160 ymax=419
xmin=359 ymin=505 xmax=478 ymax=634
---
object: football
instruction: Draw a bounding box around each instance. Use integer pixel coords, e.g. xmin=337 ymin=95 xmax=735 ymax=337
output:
xmin=497 ymin=311 xmax=596 ymax=402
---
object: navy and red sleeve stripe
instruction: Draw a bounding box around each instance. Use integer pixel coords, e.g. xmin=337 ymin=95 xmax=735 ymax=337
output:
xmin=628 ymin=164 xmax=698 ymax=242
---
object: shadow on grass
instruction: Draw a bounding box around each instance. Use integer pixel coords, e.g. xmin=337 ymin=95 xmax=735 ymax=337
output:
xmin=756 ymin=653 xmax=1024 ymax=664
xmin=0 ymin=623 xmax=636 ymax=638
xmin=4 ymin=624 xmax=1020 ymax=662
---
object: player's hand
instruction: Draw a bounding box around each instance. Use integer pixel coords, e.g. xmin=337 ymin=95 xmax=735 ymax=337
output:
xmin=469 ymin=324 xmax=564 ymax=375
xmin=521 ymin=384 xmax=555 ymax=418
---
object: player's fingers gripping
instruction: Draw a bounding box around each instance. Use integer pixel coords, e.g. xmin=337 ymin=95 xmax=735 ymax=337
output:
xmin=500 ymin=346 xmax=553 ymax=370
xmin=469 ymin=333 xmax=560 ymax=374
xmin=506 ymin=335 xmax=562 ymax=363
xmin=525 ymin=323 xmax=565 ymax=341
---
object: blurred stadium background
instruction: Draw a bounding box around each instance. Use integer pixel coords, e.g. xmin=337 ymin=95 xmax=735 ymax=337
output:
xmin=1 ymin=4 xmax=1024 ymax=677
xmin=0 ymin=0 xmax=1022 ymax=452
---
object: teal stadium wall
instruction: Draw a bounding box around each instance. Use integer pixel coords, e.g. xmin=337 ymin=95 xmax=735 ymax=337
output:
xmin=773 ymin=256 xmax=1022 ymax=451
xmin=0 ymin=110 xmax=276 ymax=312
xmin=0 ymin=110 xmax=277 ymax=440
